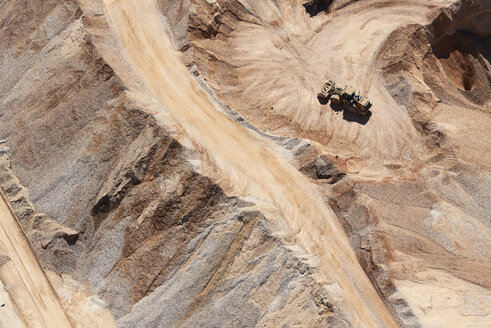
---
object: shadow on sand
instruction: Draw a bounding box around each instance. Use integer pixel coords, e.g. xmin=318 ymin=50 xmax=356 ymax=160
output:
xmin=303 ymin=0 xmax=334 ymax=17
xmin=328 ymin=102 xmax=372 ymax=125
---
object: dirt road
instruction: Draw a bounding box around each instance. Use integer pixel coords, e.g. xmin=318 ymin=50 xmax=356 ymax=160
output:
xmin=192 ymin=0 xmax=456 ymax=176
xmin=104 ymin=0 xmax=399 ymax=326
xmin=0 ymin=192 xmax=72 ymax=328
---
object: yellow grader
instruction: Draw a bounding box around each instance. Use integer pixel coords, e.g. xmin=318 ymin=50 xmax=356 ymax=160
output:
xmin=318 ymin=80 xmax=372 ymax=115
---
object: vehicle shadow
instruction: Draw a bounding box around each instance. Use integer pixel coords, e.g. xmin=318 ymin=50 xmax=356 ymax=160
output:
xmin=329 ymin=102 xmax=344 ymax=112
xmin=329 ymin=102 xmax=372 ymax=125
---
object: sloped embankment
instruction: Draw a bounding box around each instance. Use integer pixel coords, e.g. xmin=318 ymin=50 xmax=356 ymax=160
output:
xmin=381 ymin=0 xmax=491 ymax=111
xmin=380 ymin=0 xmax=491 ymax=168
xmin=0 ymin=0 xmax=352 ymax=327
xmin=1 ymin=0 xmax=489 ymax=327
xmin=157 ymin=1 xmax=491 ymax=327
xmin=104 ymin=0 xmax=399 ymax=327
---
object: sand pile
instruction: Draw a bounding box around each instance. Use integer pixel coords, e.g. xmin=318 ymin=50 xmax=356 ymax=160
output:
xmin=0 ymin=0 xmax=489 ymax=327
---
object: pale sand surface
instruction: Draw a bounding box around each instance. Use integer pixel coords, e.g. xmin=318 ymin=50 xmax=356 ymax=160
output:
xmin=0 ymin=193 xmax=72 ymax=328
xmin=103 ymin=1 xmax=399 ymax=326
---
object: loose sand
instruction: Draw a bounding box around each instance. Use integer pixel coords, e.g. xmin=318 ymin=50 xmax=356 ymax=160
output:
xmin=0 ymin=192 xmax=72 ymax=328
xmin=103 ymin=0 xmax=399 ymax=326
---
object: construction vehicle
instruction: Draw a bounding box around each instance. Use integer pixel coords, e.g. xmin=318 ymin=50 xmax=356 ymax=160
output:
xmin=318 ymin=80 xmax=372 ymax=115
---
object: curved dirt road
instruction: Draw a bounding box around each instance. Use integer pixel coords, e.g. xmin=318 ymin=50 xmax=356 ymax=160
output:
xmin=104 ymin=0 xmax=398 ymax=326
xmin=200 ymin=0 xmax=456 ymax=173
xmin=0 ymin=192 xmax=72 ymax=328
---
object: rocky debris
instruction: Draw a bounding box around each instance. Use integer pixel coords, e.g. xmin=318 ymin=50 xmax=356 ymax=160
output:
xmin=0 ymin=154 xmax=81 ymax=273
xmin=32 ymin=214 xmax=80 ymax=248
xmin=414 ymin=121 xmax=446 ymax=150
xmin=380 ymin=0 xmax=491 ymax=163
xmin=0 ymin=1 xmax=126 ymax=236
xmin=90 ymin=127 xmax=163 ymax=228
xmin=301 ymin=155 xmax=346 ymax=183
xmin=1 ymin=0 xmax=489 ymax=327
xmin=117 ymin=208 xmax=350 ymax=328
xmin=0 ymin=1 xmax=352 ymax=326
xmin=71 ymin=121 xmax=350 ymax=326
xmin=300 ymin=155 xmax=490 ymax=327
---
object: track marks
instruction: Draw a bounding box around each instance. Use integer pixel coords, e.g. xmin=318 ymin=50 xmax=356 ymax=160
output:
xmin=104 ymin=0 xmax=399 ymax=326
xmin=0 ymin=192 xmax=72 ymax=328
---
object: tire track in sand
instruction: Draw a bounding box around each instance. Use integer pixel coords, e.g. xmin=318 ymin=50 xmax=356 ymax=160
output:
xmin=103 ymin=1 xmax=398 ymax=327
xmin=0 ymin=192 xmax=72 ymax=328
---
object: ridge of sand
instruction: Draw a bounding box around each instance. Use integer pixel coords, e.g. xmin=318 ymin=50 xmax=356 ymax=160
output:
xmin=0 ymin=192 xmax=72 ymax=328
xmin=103 ymin=1 xmax=398 ymax=326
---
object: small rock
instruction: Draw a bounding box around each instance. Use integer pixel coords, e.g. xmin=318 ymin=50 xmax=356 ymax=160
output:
xmin=189 ymin=65 xmax=200 ymax=76
xmin=300 ymin=155 xmax=346 ymax=184
xmin=0 ymin=255 xmax=11 ymax=266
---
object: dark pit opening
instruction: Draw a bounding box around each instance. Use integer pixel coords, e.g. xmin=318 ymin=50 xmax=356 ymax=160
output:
xmin=432 ymin=30 xmax=491 ymax=92
xmin=303 ymin=0 xmax=334 ymax=17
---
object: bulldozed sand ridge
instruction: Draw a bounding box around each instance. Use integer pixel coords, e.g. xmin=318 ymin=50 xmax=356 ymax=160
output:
xmin=104 ymin=0 xmax=397 ymax=327
xmin=0 ymin=191 xmax=72 ymax=328
xmin=0 ymin=0 xmax=489 ymax=327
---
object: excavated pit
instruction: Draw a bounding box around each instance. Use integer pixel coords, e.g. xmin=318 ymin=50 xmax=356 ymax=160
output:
xmin=381 ymin=0 xmax=491 ymax=110
xmin=176 ymin=0 xmax=480 ymax=177
xmin=179 ymin=0 xmax=491 ymax=174
xmin=432 ymin=31 xmax=490 ymax=103
xmin=379 ymin=0 xmax=491 ymax=171
xmin=433 ymin=31 xmax=488 ymax=92
xmin=0 ymin=0 xmax=490 ymax=327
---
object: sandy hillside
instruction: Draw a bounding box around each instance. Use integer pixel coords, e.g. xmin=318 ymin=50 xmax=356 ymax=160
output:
xmin=0 ymin=0 xmax=489 ymax=327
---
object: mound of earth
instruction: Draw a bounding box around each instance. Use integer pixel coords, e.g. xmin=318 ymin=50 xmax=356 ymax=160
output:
xmin=0 ymin=0 xmax=489 ymax=327
xmin=381 ymin=0 xmax=491 ymax=169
